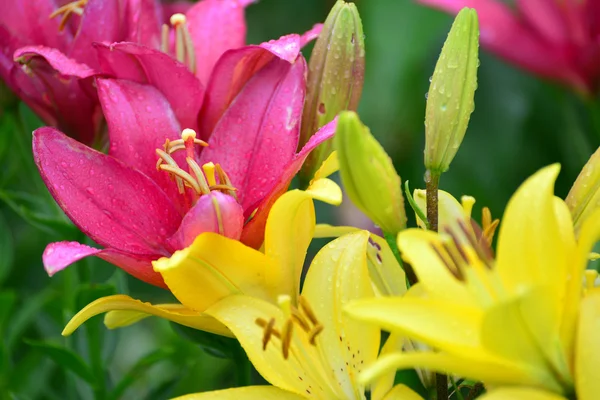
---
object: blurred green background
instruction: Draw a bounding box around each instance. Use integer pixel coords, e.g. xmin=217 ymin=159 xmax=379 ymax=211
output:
xmin=1 ymin=0 xmax=597 ymax=398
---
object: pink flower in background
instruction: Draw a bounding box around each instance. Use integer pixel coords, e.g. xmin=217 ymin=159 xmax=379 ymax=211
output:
xmin=419 ymin=0 xmax=600 ymax=95
xmin=34 ymin=34 xmax=337 ymax=288
xmin=0 ymin=0 xmax=256 ymax=144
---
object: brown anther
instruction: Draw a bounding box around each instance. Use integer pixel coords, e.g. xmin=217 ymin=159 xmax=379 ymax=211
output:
xmin=431 ymin=242 xmax=464 ymax=281
xmin=298 ymin=296 xmax=319 ymax=326
xmin=49 ymin=0 xmax=88 ymax=31
xmin=308 ymin=324 xmax=324 ymax=345
xmin=442 ymin=227 xmax=469 ymax=264
xmin=260 ymin=317 xmax=277 ymax=350
xmin=290 ymin=307 xmax=310 ymax=332
xmin=281 ymin=320 xmax=294 ymax=359
xmin=209 ymin=184 xmax=238 ymax=192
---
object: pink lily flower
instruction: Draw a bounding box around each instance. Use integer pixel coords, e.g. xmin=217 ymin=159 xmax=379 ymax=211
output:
xmin=35 ymin=33 xmax=337 ymax=288
xmin=418 ymin=0 xmax=600 ymax=95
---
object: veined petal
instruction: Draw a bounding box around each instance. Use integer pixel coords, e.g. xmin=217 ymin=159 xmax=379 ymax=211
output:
xmin=576 ymin=292 xmax=600 ymax=400
xmin=381 ymin=385 xmax=424 ymax=400
xmin=199 ymin=56 xmax=307 ymax=212
xmin=43 ymin=241 xmax=167 ymax=288
xmin=346 ymin=296 xmax=483 ymax=354
xmin=69 ymin=0 xmax=124 ymax=67
xmin=359 ymin=351 xmax=538 ymax=388
xmin=240 ymin=119 xmax=338 ymax=249
xmin=96 ymin=78 xmax=185 ymax=207
xmin=153 ymin=233 xmax=279 ymax=311
xmin=125 ymin=0 xmax=163 ymax=48
xmin=62 ymin=295 xmax=230 ymax=337
xmin=185 ymin=0 xmax=253 ymax=84
xmin=199 ymin=32 xmax=310 ymax=140
xmin=206 ymin=295 xmax=333 ymax=398
xmin=33 ymin=127 xmax=181 ymax=256
xmin=167 ymin=192 xmax=244 ymax=250
xmin=14 ymin=46 xmax=96 ymax=78
xmin=302 ymin=232 xmax=379 ymax=399
xmin=496 ymin=165 xmax=566 ymax=294
xmin=173 ymin=386 xmax=304 ymax=400
xmin=95 ymin=42 xmax=204 ymax=132
xmin=397 ymin=229 xmax=473 ymax=305
xmin=479 ymin=388 xmax=566 ymax=400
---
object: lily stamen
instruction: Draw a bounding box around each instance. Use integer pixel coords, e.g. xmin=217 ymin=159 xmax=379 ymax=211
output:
xmin=49 ymin=0 xmax=87 ymax=31
xmin=186 ymin=157 xmax=211 ymax=195
xmin=156 ymin=148 xmax=185 ymax=193
xmin=161 ymin=14 xmax=197 ymax=73
xmin=158 ymin=164 xmax=201 ymax=194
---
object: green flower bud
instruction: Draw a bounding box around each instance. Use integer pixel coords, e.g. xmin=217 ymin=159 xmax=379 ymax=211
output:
xmin=424 ymin=8 xmax=479 ymax=174
xmin=298 ymin=0 xmax=365 ymax=184
xmin=566 ymin=146 xmax=600 ymax=235
xmin=335 ymin=111 xmax=406 ymax=234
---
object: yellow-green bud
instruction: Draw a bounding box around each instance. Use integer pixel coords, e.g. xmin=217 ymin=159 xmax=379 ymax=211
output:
xmin=298 ymin=0 xmax=365 ymax=183
xmin=424 ymin=8 xmax=479 ymax=174
xmin=335 ymin=111 xmax=406 ymax=234
xmin=566 ymin=146 xmax=600 ymax=234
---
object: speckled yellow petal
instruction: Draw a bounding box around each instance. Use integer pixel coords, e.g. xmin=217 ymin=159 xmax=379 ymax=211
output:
xmin=368 ymin=234 xmax=407 ymax=297
xmin=173 ymin=386 xmax=305 ymax=400
xmin=576 ymin=292 xmax=600 ymax=400
xmin=478 ymin=388 xmax=565 ymax=400
xmin=302 ymin=231 xmax=379 ymax=399
xmin=62 ymin=295 xmax=230 ymax=337
xmin=154 ymin=233 xmax=279 ymax=312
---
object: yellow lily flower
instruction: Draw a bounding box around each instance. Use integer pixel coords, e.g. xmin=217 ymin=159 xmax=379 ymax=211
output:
xmin=62 ymin=170 xmax=343 ymax=337
xmin=172 ymin=231 xmax=421 ymax=400
xmin=346 ymin=164 xmax=600 ymax=398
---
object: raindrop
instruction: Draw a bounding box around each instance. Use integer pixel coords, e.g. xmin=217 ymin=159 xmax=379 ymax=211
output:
xmin=425 ymin=92 xmax=429 ymax=100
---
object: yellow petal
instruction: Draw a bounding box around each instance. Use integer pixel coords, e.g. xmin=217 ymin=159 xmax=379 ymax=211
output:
xmin=153 ymin=233 xmax=279 ymax=311
xmin=367 ymin=234 xmax=407 ymax=297
xmin=496 ymin=165 xmax=567 ymax=294
xmin=62 ymin=295 xmax=231 ymax=337
xmin=480 ymin=288 xmax=565 ymax=391
xmin=205 ymin=295 xmax=335 ymax=398
xmin=413 ymin=189 xmax=468 ymax=231
xmin=381 ymin=384 xmax=424 ymax=400
xmin=576 ymin=292 xmax=600 ymax=400
xmin=306 ymin=178 xmax=342 ymax=205
xmin=371 ymin=333 xmax=404 ymax=400
xmin=302 ymin=231 xmax=379 ymax=399
xmin=396 ymin=229 xmax=474 ymax=305
xmin=562 ymin=208 xmax=600 ymax=358
xmin=310 ymin=151 xmax=339 ymax=183
xmin=478 ymin=388 xmax=566 ymax=400
xmin=359 ymin=351 xmax=537 ymax=388
xmin=314 ymin=224 xmax=359 ymax=238
xmin=173 ymin=386 xmax=305 ymax=400
xmin=345 ymin=296 xmax=483 ymax=354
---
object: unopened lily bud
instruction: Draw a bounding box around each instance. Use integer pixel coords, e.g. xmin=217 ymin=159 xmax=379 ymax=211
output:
xmin=298 ymin=0 xmax=365 ymax=183
xmin=335 ymin=111 xmax=406 ymax=234
xmin=566 ymin=147 xmax=600 ymax=234
xmin=424 ymin=8 xmax=479 ymax=174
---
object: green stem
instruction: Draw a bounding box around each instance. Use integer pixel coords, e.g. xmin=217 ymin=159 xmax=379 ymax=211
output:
xmin=384 ymin=232 xmax=417 ymax=286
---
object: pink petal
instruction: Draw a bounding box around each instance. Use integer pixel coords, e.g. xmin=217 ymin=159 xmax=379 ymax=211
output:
xmin=240 ymin=118 xmax=337 ymax=249
xmin=125 ymin=0 xmax=163 ymax=49
xmin=95 ymin=42 xmax=204 ymax=132
xmin=33 ymin=127 xmax=182 ymax=256
xmin=69 ymin=0 xmax=125 ymax=67
xmin=198 ymin=33 xmax=306 ymax=140
xmin=12 ymin=46 xmax=100 ymax=144
xmin=200 ymin=56 xmax=307 ymax=212
xmin=299 ymin=23 xmax=323 ymax=47
xmin=0 ymin=0 xmax=72 ymax=52
xmin=96 ymin=78 xmax=188 ymax=209
xmin=43 ymin=241 xmax=166 ymax=288
xmin=167 ymin=192 xmax=244 ymax=250
xmin=186 ymin=0 xmax=254 ymax=84
xmin=516 ymin=0 xmax=568 ymax=45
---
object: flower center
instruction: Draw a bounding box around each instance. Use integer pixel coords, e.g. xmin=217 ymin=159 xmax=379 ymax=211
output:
xmin=156 ymin=128 xmax=237 ymax=204
xmin=255 ymin=296 xmax=324 ymax=360
xmin=161 ymin=14 xmax=196 ymax=73
xmin=49 ymin=0 xmax=88 ymax=31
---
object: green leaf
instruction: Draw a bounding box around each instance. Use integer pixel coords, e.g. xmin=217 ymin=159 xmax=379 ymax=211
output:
xmin=0 ymin=290 xmax=17 ymax=332
xmin=0 ymin=212 xmax=14 ymax=285
xmin=171 ymin=323 xmax=241 ymax=359
xmin=6 ymin=289 xmax=55 ymax=350
xmin=24 ymin=339 xmax=96 ymax=385
xmin=109 ymin=348 xmax=175 ymax=400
